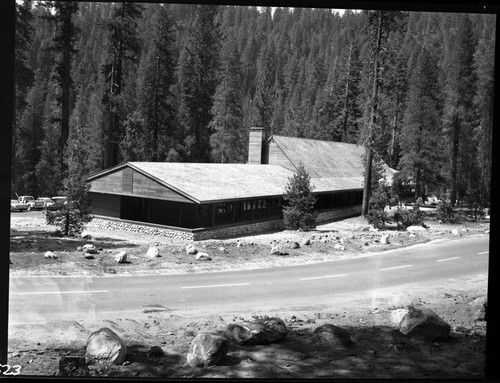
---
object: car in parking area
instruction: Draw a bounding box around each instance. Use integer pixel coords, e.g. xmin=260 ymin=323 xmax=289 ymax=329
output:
xmin=17 ymin=195 xmax=45 ymax=210
xmin=11 ymin=199 xmax=29 ymax=212
xmin=36 ymin=197 xmax=55 ymax=208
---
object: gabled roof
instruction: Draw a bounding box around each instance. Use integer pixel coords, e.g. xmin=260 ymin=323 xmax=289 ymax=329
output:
xmin=87 ymin=162 xmax=364 ymax=204
xmin=270 ymin=135 xmax=397 ymax=183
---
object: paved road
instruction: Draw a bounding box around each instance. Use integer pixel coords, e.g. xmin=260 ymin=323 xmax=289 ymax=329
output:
xmin=9 ymin=236 xmax=489 ymax=325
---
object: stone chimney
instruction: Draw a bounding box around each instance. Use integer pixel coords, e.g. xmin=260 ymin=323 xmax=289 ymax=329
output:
xmin=248 ymin=127 xmax=265 ymax=164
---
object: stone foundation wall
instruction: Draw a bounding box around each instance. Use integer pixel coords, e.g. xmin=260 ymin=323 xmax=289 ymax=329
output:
xmin=88 ymin=218 xmax=195 ymax=241
xmin=88 ymin=206 xmax=360 ymax=241
xmin=192 ymin=219 xmax=284 ymax=241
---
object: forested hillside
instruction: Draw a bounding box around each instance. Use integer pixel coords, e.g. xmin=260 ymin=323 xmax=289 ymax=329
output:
xmin=13 ymin=1 xmax=495 ymax=208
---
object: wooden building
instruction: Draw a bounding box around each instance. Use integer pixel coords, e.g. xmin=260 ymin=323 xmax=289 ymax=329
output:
xmin=86 ymin=127 xmax=397 ymax=239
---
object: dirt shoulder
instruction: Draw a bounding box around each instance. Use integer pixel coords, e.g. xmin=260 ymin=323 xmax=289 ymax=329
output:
xmin=9 ymin=213 xmax=490 ymax=277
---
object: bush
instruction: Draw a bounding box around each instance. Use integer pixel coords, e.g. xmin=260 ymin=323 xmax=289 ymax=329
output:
xmin=45 ymin=200 xmax=93 ymax=236
xmin=282 ymin=164 xmax=317 ymax=230
xmin=436 ymin=201 xmax=461 ymax=223
xmin=365 ymin=183 xmax=394 ymax=229
xmin=393 ymin=205 xmax=424 ymax=229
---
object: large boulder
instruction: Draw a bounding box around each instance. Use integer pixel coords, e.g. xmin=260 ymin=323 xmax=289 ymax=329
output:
xmin=399 ymin=306 xmax=450 ymax=341
xmin=390 ymin=309 xmax=409 ymax=326
xmin=186 ymin=332 xmax=229 ymax=368
xmin=313 ymin=324 xmax=352 ymax=347
xmin=226 ymin=317 xmax=287 ymax=345
xmin=186 ymin=244 xmax=198 ymax=255
xmin=380 ymin=234 xmax=390 ymax=244
xmin=85 ymin=328 xmax=127 ymax=365
xmin=469 ymin=296 xmax=487 ymax=321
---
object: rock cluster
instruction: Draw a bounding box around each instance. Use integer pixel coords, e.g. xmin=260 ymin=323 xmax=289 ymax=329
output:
xmin=226 ymin=317 xmax=288 ymax=346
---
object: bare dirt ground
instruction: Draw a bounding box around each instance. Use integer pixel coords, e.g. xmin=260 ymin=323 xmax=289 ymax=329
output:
xmin=7 ymin=210 xmax=490 ymax=378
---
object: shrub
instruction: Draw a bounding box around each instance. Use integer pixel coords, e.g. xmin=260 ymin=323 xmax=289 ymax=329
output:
xmin=393 ymin=205 xmax=424 ymax=229
xmin=365 ymin=183 xmax=394 ymax=229
xmin=436 ymin=201 xmax=461 ymax=223
xmin=283 ymin=164 xmax=317 ymax=230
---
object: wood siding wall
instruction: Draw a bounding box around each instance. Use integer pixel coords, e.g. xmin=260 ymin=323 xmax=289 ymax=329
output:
xmin=89 ymin=168 xmax=192 ymax=203
xmin=89 ymin=192 xmax=121 ymax=218
xmin=267 ymin=141 xmax=295 ymax=171
xmin=132 ymin=171 xmax=192 ymax=203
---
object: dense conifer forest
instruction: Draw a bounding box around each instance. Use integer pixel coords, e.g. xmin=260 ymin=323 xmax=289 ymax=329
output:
xmin=13 ymin=1 xmax=495 ymax=208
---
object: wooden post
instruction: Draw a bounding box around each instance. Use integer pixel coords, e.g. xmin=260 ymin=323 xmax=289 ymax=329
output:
xmin=210 ymin=204 xmax=215 ymax=227
xmin=362 ymin=147 xmax=373 ymax=217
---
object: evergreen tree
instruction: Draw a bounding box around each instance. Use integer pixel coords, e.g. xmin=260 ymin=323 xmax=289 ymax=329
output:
xmin=283 ymin=164 xmax=317 ymax=230
xmin=179 ymin=4 xmax=222 ymax=162
xmin=442 ymin=14 xmax=477 ymax=206
xmin=472 ymin=21 xmax=494 ymax=208
xmin=209 ymin=32 xmax=246 ymax=163
xmin=122 ymin=4 xmax=178 ymax=162
xmin=399 ymin=45 xmax=444 ymax=199
xmin=101 ymin=2 xmax=144 ymax=167
xmin=43 ymin=1 xmax=80 ymax=172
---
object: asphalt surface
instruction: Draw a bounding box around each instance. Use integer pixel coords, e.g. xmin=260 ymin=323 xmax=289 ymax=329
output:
xmin=9 ymin=236 xmax=489 ymax=325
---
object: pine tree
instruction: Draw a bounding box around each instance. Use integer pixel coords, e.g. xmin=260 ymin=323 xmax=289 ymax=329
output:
xmin=399 ymin=45 xmax=444 ymax=199
xmin=283 ymin=164 xmax=317 ymax=230
xmin=179 ymin=4 xmax=222 ymax=162
xmin=101 ymin=2 xmax=144 ymax=167
xmin=209 ymin=32 xmax=246 ymax=163
xmin=442 ymin=14 xmax=477 ymax=206
xmin=472 ymin=21 xmax=494 ymax=208
xmin=43 ymin=1 xmax=80 ymax=172
xmin=123 ymin=4 xmax=178 ymax=162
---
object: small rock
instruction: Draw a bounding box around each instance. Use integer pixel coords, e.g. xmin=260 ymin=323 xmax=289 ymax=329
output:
xmin=195 ymin=252 xmax=212 ymax=261
xmin=407 ymin=226 xmax=426 ymax=232
xmin=334 ymin=244 xmax=345 ymax=251
xmin=82 ymin=244 xmax=99 ymax=254
xmin=226 ymin=317 xmax=287 ymax=345
xmin=289 ymin=242 xmax=300 ymax=249
xmin=300 ymin=238 xmax=311 ymax=246
xmin=81 ymin=232 xmax=92 ymax=240
xmin=44 ymin=251 xmax=58 ymax=259
xmin=409 ymin=233 xmax=416 ymax=238
xmin=270 ymin=244 xmax=288 ymax=255
xmin=186 ymin=244 xmax=197 ymax=255
xmin=84 ymin=254 xmax=95 ymax=260
xmin=115 ymin=251 xmax=127 ymax=263
xmin=218 ymin=247 xmax=227 ymax=253
xmin=451 ymin=229 xmax=460 ymax=236
xmin=147 ymin=247 xmax=160 ymax=260
xmin=380 ymin=234 xmax=390 ymax=244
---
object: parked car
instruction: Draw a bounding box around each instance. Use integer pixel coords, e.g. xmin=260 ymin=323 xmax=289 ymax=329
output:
xmin=51 ymin=196 xmax=68 ymax=204
xmin=35 ymin=197 xmax=55 ymax=208
xmin=17 ymin=195 xmax=45 ymax=210
xmin=11 ymin=199 xmax=29 ymax=212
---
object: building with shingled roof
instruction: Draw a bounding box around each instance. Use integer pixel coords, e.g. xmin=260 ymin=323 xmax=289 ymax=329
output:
xmin=86 ymin=127 xmax=397 ymax=240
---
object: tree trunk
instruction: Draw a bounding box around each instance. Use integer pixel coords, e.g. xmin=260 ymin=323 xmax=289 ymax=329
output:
xmin=450 ymin=114 xmax=460 ymax=206
xmin=362 ymin=147 xmax=373 ymax=216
